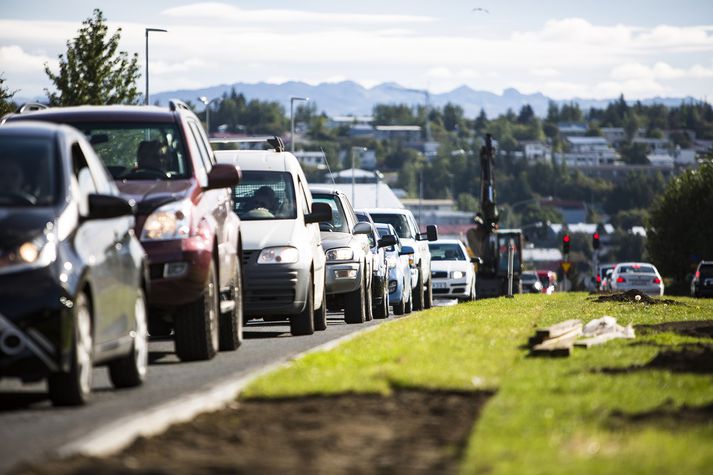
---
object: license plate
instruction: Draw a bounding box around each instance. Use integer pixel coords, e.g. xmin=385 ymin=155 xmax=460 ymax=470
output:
xmin=432 ymin=282 xmax=448 ymax=289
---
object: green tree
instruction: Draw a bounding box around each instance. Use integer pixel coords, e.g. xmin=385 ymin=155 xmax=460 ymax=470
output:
xmin=647 ymin=159 xmax=713 ymax=287
xmin=0 ymin=74 xmax=16 ymax=115
xmin=45 ymin=9 xmax=141 ymax=105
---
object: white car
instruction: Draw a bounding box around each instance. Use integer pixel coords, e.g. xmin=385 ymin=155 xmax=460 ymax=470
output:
xmin=610 ymin=262 xmax=664 ymax=296
xmin=428 ymin=239 xmax=476 ymax=301
xmin=215 ymin=139 xmax=332 ymax=336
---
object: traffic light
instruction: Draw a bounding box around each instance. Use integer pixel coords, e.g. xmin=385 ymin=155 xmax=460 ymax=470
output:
xmin=562 ymin=233 xmax=571 ymax=254
xmin=592 ymin=232 xmax=600 ymax=250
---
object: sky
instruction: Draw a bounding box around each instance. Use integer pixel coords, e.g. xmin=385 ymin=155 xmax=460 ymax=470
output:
xmin=1 ymin=0 xmax=713 ymax=102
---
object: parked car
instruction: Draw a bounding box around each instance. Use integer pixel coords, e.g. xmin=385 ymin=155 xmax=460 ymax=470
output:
xmin=214 ymin=139 xmax=332 ymax=335
xmin=597 ymin=263 xmax=617 ymax=292
xmin=310 ymin=187 xmax=373 ymax=323
xmin=690 ymin=260 xmax=713 ymax=298
xmin=365 ymin=208 xmax=438 ymax=311
xmin=610 ymin=262 xmax=664 ymax=296
xmin=8 ymin=102 xmax=243 ymax=361
xmin=537 ymin=270 xmax=557 ymax=294
xmin=375 ymin=223 xmax=414 ymax=315
xmin=601 ymin=268 xmax=615 ymax=292
xmin=520 ymin=271 xmax=543 ymax=294
xmin=428 ymin=239 xmax=477 ymax=301
xmin=355 ymin=210 xmax=394 ymax=319
xmin=0 ymin=122 xmax=149 ymax=406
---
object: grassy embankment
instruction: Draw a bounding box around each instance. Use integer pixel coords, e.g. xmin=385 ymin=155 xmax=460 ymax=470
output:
xmin=244 ymin=293 xmax=713 ymax=474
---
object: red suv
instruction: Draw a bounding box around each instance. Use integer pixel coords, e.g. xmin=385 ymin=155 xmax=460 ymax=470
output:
xmin=7 ymin=101 xmax=243 ymax=361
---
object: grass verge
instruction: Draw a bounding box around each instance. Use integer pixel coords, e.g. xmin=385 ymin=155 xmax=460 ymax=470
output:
xmin=244 ymin=293 xmax=713 ymax=474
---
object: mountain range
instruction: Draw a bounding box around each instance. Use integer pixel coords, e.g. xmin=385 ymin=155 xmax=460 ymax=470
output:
xmin=151 ymin=81 xmax=694 ymax=119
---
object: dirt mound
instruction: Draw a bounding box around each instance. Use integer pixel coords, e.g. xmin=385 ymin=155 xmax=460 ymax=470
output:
xmin=636 ymin=320 xmax=713 ymax=339
xmin=600 ymin=344 xmax=713 ymax=375
xmin=14 ymin=390 xmax=493 ymax=475
xmin=610 ymin=400 xmax=713 ymax=430
xmin=589 ymin=289 xmax=681 ymax=305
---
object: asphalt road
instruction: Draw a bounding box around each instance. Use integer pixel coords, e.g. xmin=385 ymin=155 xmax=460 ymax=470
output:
xmin=0 ymin=312 xmax=402 ymax=474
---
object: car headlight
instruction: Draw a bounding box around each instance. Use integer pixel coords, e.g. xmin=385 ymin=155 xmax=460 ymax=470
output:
xmin=0 ymin=233 xmax=57 ymax=273
xmin=141 ymin=200 xmax=191 ymax=241
xmin=326 ymin=247 xmax=354 ymax=261
xmin=451 ymin=271 xmax=465 ymax=279
xmin=257 ymin=246 xmax=299 ymax=264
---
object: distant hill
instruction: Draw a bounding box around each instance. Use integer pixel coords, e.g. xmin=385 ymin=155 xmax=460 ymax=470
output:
xmin=17 ymin=81 xmax=695 ymax=118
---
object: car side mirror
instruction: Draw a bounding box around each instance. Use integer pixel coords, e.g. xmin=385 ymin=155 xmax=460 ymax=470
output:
xmin=417 ymin=224 xmax=439 ymax=241
xmin=400 ymin=245 xmax=415 ymax=256
xmin=378 ymin=234 xmax=397 ymax=248
xmin=305 ymin=202 xmax=332 ymax=224
xmin=352 ymin=222 xmax=372 ymax=235
xmin=470 ymin=256 xmax=482 ymax=265
xmin=87 ymin=194 xmax=134 ymax=220
xmin=205 ymin=163 xmax=241 ymax=190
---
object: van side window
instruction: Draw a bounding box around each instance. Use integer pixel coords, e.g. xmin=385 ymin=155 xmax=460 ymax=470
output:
xmin=298 ymin=178 xmax=310 ymax=215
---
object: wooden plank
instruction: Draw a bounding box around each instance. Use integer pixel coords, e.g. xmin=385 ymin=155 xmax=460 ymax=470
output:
xmin=535 ymin=319 xmax=583 ymax=340
xmin=529 ymin=327 xmax=581 ymax=357
xmin=530 ymin=345 xmax=571 ymax=357
xmin=574 ymin=333 xmax=621 ymax=348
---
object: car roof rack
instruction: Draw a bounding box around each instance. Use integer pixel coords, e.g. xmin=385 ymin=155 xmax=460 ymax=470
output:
xmin=16 ymin=103 xmax=49 ymax=114
xmin=209 ymin=136 xmax=285 ymax=152
xmin=168 ymin=99 xmax=192 ymax=112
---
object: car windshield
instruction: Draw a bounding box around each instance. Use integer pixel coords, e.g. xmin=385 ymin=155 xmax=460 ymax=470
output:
xmin=0 ymin=136 xmax=58 ymax=207
xmin=233 ymin=171 xmax=297 ymax=220
xmin=618 ymin=264 xmax=656 ymax=274
xmin=429 ymin=243 xmax=466 ymax=261
xmin=312 ymin=194 xmax=349 ymax=232
xmin=369 ymin=213 xmax=414 ymax=239
xmin=699 ymin=264 xmax=713 ymax=275
xmin=73 ymin=123 xmax=190 ymax=180
xmin=521 ymin=274 xmax=537 ymax=283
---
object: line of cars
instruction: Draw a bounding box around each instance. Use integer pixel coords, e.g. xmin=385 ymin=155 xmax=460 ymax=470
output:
xmin=0 ymin=102 xmax=446 ymax=406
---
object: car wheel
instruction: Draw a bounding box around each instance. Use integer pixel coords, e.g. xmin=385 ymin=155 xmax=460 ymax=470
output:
xmin=393 ymin=294 xmax=405 ymax=315
xmin=364 ymin=273 xmax=374 ymax=322
xmin=48 ymin=291 xmax=93 ymax=406
xmin=109 ymin=288 xmax=149 ymax=388
xmin=219 ymin=255 xmax=243 ymax=351
xmin=374 ymin=281 xmax=390 ymax=319
xmin=412 ymin=269 xmax=424 ymax=311
xmin=314 ymin=272 xmax=328 ymax=331
xmin=405 ymin=290 xmax=413 ymax=314
xmin=344 ymin=275 xmax=366 ymax=324
xmin=174 ymin=259 xmax=219 ymax=361
xmin=424 ymin=276 xmax=433 ymax=309
xmin=290 ymin=275 xmax=315 ymax=336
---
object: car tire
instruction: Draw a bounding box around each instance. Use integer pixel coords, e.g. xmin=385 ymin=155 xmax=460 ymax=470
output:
xmin=424 ymin=276 xmax=433 ymax=309
xmin=219 ymin=282 xmax=243 ymax=352
xmin=405 ymin=290 xmax=413 ymax=314
xmin=344 ymin=276 xmax=366 ymax=324
xmin=374 ymin=281 xmax=390 ymax=319
xmin=314 ymin=273 xmax=328 ymax=331
xmin=48 ymin=291 xmax=93 ymax=406
xmin=364 ymin=273 xmax=374 ymax=322
xmin=174 ymin=260 xmax=219 ymax=361
xmin=393 ymin=295 xmax=405 ymax=315
xmin=109 ymin=288 xmax=149 ymax=388
xmin=412 ymin=269 xmax=424 ymax=311
xmin=290 ymin=275 xmax=315 ymax=336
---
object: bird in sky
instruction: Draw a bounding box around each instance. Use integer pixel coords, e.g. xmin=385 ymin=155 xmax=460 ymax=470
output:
xmin=472 ymin=7 xmax=490 ymax=14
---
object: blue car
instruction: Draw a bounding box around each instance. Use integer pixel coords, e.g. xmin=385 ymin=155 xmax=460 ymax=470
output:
xmin=375 ymin=223 xmax=414 ymax=315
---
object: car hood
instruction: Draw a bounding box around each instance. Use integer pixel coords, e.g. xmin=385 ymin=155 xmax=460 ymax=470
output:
xmin=116 ymin=179 xmax=196 ymax=215
xmin=0 ymin=207 xmax=55 ymax=248
xmin=241 ymin=219 xmax=300 ymax=250
xmin=320 ymin=232 xmax=354 ymax=250
xmin=431 ymin=260 xmax=470 ymax=273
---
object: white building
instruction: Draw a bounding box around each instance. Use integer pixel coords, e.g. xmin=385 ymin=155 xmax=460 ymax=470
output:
xmin=521 ymin=141 xmax=552 ymax=163
xmin=293 ymin=151 xmax=326 ymax=169
xmin=601 ymin=127 xmax=626 ymax=148
xmin=554 ymin=137 xmax=620 ymax=167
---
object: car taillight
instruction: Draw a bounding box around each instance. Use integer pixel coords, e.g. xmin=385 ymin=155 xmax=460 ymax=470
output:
xmin=653 ymin=277 xmax=661 ymax=284
xmin=695 ymin=270 xmax=700 ymax=279
xmin=596 ymin=275 xmax=601 ymax=283
xmin=616 ymin=276 xmax=625 ymax=283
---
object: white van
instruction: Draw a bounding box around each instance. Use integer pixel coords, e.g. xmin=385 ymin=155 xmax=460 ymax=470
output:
xmin=214 ymin=140 xmax=332 ymax=336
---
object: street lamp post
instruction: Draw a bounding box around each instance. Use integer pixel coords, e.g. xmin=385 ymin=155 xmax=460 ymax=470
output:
xmin=290 ymin=97 xmax=309 ymax=154
xmin=351 ymin=146 xmax=366 ymax=205
xmin=198 ymin=96 xmax=220 ymax=136
xmin=145 ymin=28 xmax=167 ymax=105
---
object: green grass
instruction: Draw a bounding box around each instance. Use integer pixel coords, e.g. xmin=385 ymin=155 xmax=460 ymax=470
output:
xmin=243 ymin=293 xmax=713 ymax=474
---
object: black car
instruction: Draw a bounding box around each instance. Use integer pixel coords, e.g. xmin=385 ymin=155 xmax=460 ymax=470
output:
xmin=691 ymin=260 xmax=713 ymax=298
xmin=0 ymin=122 xmax=149 ymax=406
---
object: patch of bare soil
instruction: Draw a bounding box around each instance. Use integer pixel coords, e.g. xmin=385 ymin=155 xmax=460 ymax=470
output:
xmin=14 ymin=390 xmax=493 ymax=475
xmin=589 ymin=289 xmax=681 ymax=305
xmin=609 ymin=400 xmax=713 ymax=430
xmin=600 ymin=344 xmax=713 ymax=375
xmin=636 ymin=320 xmax=713 ymax=339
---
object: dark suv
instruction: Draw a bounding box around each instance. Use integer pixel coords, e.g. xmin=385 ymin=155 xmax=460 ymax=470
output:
xmin=7 ymin=102 xmax=243 ymax=361
xmin=691 ymin=260 xmax=713 ymax=298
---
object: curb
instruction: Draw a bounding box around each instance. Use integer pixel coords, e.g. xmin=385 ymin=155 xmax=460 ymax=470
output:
xmin=57 ymin=319 xmax=392 ymax=459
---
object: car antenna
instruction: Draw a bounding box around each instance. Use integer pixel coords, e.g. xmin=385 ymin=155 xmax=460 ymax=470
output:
xmin=320 ymin=146 xmax=336 ymax=185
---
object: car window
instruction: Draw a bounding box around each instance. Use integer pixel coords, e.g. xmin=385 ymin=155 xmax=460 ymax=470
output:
xmin=187 ymin=121 xmax=213 ymax=174
xmin=73 ymin=122 xmax=190 ymax=180
xmin=312 ymin=194 xmax=349 ymax=233
xmin=233 ymin=171 xmax=297 ymax=220
xmin=297 ymin=178 xmax=310 ymax=215
xmin=618 ymin=264 xmax=656 ymax=274
xmin=429 ymin=243 xmax=466 ymax=261
xmin=0 ymin=135 xmax=58 ymax=207
xmin=369 ymin=213 xmax=414 ymax=239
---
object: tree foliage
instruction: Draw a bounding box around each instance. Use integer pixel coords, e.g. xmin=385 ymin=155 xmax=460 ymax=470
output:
xmin=647 ymin=159 xmax=713 ymax=283
xmin=0 ymin=74 xmax=16 ymax=116
xmin=44 ymin=9 xmax=141 ymax=106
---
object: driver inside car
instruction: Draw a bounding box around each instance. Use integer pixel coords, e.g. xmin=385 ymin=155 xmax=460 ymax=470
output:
xmin=0 ymin=159 xmax=32 ymax=203
xmin=135 ymin=140 xmax=169 ymax=172
xmin=245 ymin=185 xmax=277 ymax=218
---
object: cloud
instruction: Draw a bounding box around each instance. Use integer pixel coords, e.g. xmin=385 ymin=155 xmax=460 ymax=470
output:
xmin=611 ymin=61 xmax=713 ymax=81
xmin=531 ymin=68 xmax=560 ymax=77
xmin=0 ymin=45 xmax=54 ymax=73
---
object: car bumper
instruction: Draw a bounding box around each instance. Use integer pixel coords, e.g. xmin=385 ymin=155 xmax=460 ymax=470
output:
xmin=0 ymin=268 xmax=73 ymax=380
xmin=325 ymin=262 xmax=363 ymax=295
xmin=692 ymin=284 xmax=713 ymax=297
xmin=143 ymin=239 xmax=213 ymax=307
xmin=611 ymin=283 xmax=664 ymax=296
xmin=432 ymin=277 xmax=469 ymax=298
xmin=241 ymin=251 xmax=310 ymax=317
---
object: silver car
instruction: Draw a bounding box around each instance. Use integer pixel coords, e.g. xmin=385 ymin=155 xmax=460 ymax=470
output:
xmin=610 ymin=262 xmax=664 ymax=296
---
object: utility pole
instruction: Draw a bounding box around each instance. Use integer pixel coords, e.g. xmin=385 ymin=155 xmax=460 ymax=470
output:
xmin=144 ymin=28 xmax=167 ymax=105
xmin=290 ymin=97 xmax=308 ymax=154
